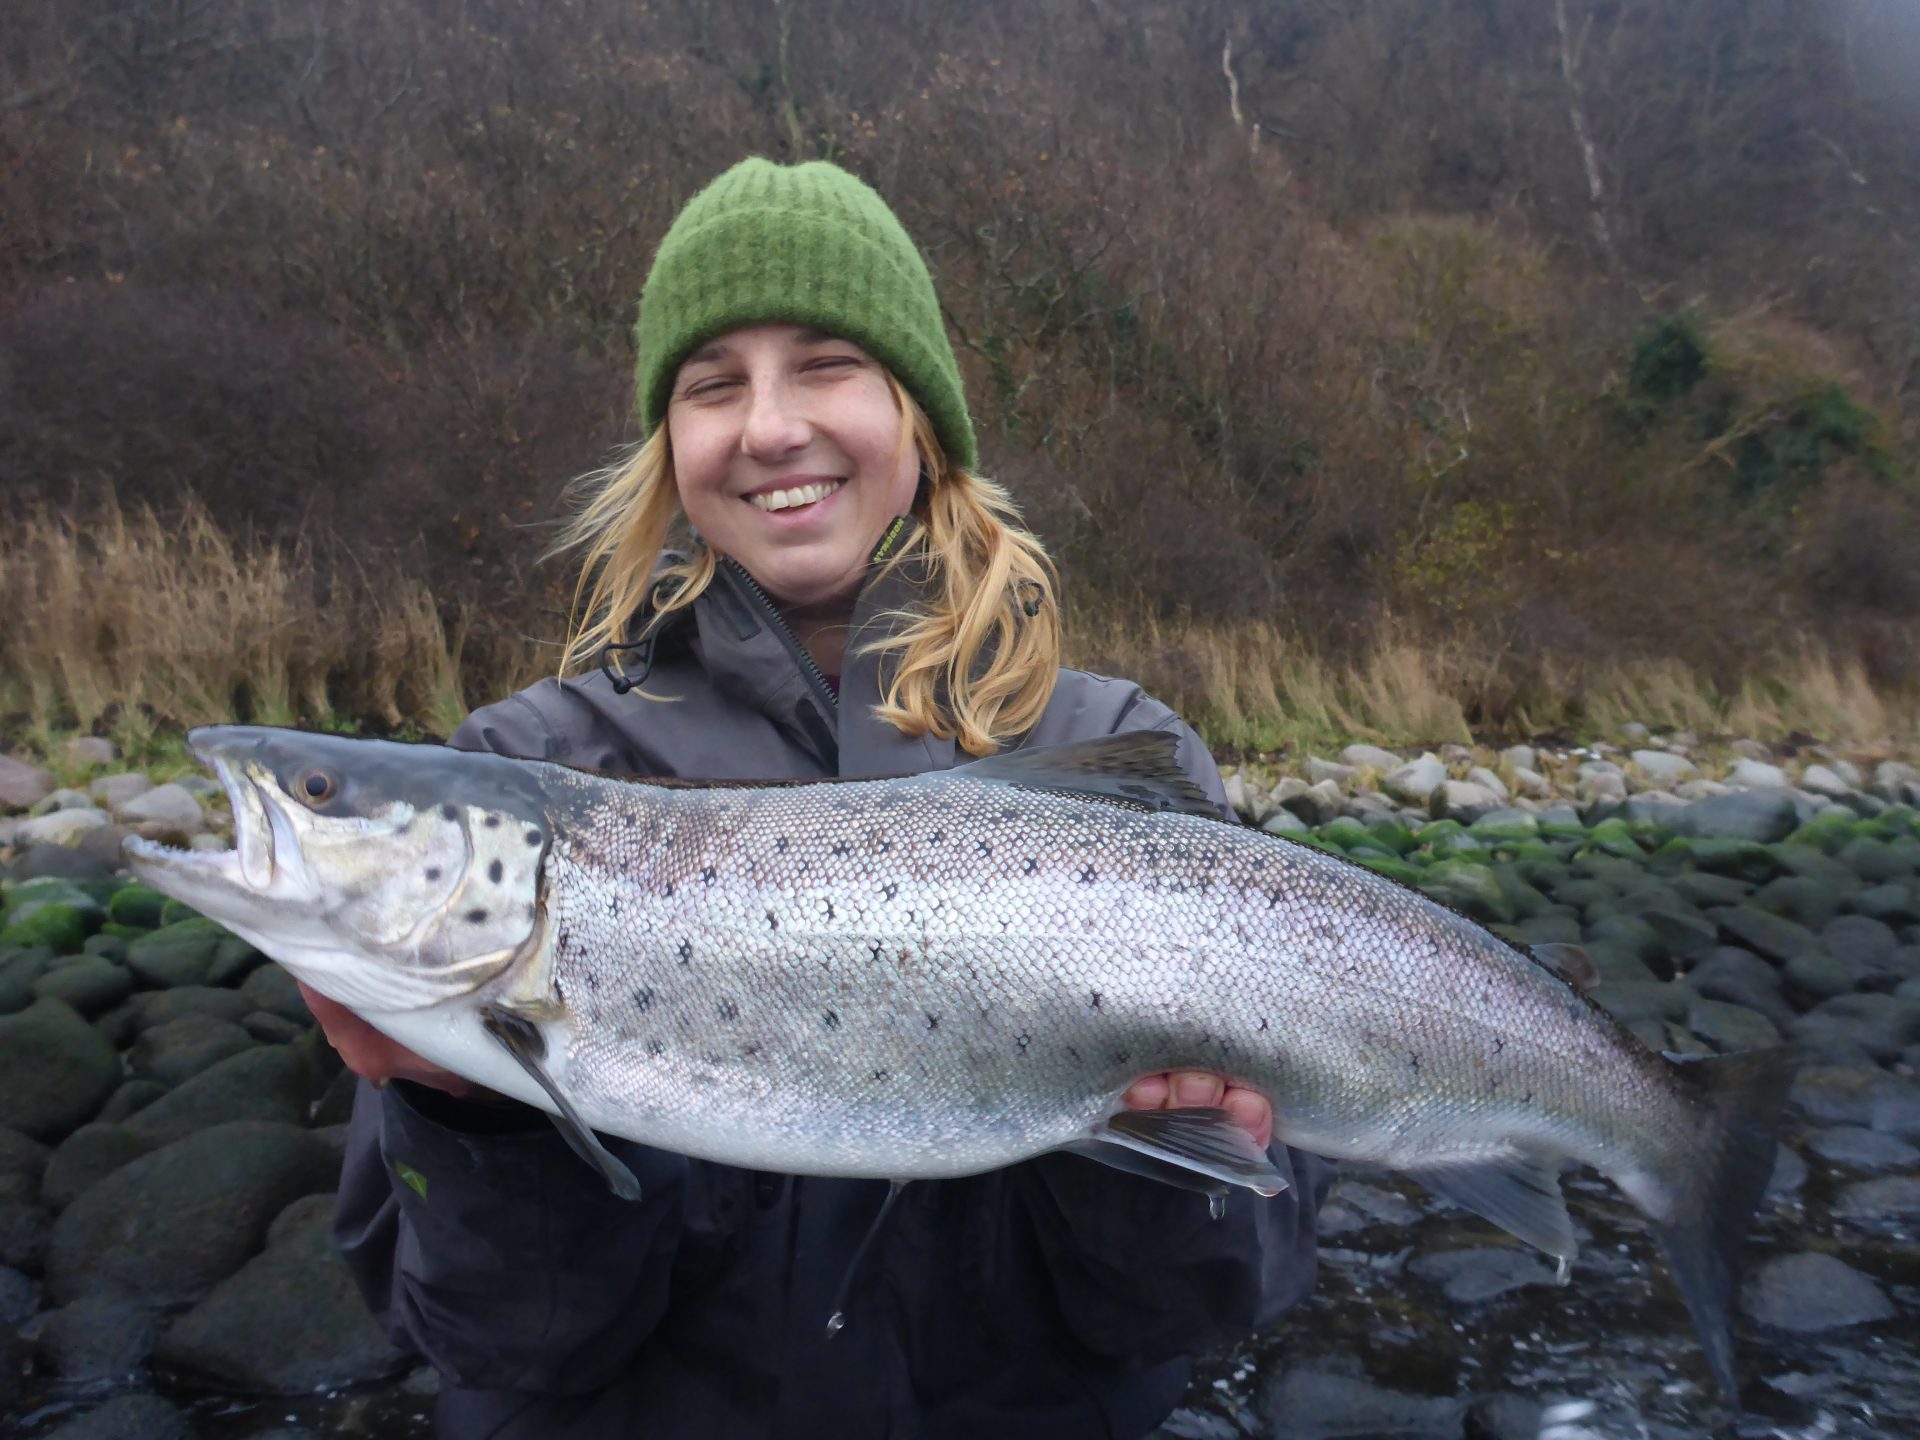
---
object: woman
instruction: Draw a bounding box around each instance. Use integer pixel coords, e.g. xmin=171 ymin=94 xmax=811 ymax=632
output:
xmin=317 ymin=158 xmax=1326 ymax=1439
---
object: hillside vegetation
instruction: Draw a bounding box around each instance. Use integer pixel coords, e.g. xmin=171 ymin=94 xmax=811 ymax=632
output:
xmin=4 ymin=0 xmax=1918 ymax=749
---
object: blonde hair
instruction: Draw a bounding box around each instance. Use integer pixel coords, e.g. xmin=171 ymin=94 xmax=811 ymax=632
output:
xmin=556 ymin=378 xmax=1060 ymax=756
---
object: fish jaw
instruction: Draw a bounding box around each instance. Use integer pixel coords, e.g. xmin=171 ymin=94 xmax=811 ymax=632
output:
xmin=124 ymin=725 xmax=534 ymax=1014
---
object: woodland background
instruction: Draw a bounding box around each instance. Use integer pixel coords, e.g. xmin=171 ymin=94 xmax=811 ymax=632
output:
xmin=4 ymin=0 xmax=1919 ymax=752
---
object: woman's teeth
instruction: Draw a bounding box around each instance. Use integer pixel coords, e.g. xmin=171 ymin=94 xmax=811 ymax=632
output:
xmin=749 ymin=480 xmax=843 ymax=512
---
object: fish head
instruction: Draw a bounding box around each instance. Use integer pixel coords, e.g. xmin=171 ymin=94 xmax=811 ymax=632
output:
xmin=125 ymin=725 xmax=553 ymax=1013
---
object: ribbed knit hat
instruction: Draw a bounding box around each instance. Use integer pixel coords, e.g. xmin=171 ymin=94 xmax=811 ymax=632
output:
xmin=634 ymin=158 xmax=977 ymax=471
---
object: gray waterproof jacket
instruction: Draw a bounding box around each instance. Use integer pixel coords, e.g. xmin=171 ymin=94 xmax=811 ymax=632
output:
xmin=333 ymin=554 xmax=1327 ymax=1439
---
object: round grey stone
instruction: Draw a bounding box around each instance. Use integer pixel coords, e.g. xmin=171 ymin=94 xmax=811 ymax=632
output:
xmin=43 ymin=1394 xmax=195 ymax=1440
xmin=1806 ymin=1126 xmax=1920 ymax=1171
xmin=0 ymin=1128 xmax=49 ymax=1204
xmin=1741 ymin=1252 xmax=1894 ymax=1332
xmin=1789 ymin=993 xmax=1920 ymax=1064
xmin=1685 ymin=998 xmax=1782 ymax=1052
xmin=32 ymin=958 xmax=135 ymax=1016
xmin=34 ymin=1294 xmax=158 ymax=1383
xmin=1408 ymin=1245 xmax=1554 ymax=1303
xmin=0 ymin=999 xmax=121 ymax=1141
xmin=128 ymin=1016 xmax=255 ymax=1086
xmin=129 ymin=985 xmax=255 ymax=1031
xmin=1833 ymin=1176 xmax=1920 ymax=1219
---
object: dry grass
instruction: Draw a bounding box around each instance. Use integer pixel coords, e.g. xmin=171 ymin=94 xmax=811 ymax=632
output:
xmin=2 ymin=493 xmax=1914 ymax=759
xmin=0 ymin=495 xmax=490 ymax=739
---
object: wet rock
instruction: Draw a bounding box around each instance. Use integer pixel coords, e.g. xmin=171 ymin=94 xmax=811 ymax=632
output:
xmin=122 ymin=1045 xmax=313 ymax=1148
xmin=1712 ymin=906 xmax=1821 ymax=964
xmin=0 ymin=755 xmax=56 ymax=811
xmin=1821 ymin=914 xmax=1900 ymax=982
xmin=0 ymin=1199 xmax=48 ymax=1269
xmin=1417 ymin=862 xmax=1513 ymax=924
xmin=1686 ymin=948 xmax=1795 ymax=1025
xmin=1591 ymin=980 xmax=1688 ymax=1024
xmin=16 ymin=808 xmax=111 ymax=847
xmin=1741 ymin=1252 xmax=1894 ymax=1331
xmin=0 ymin=999 xmax=121 ymax=1141
xmin=96 ymin=1079 xmax=167 ymax=1124
xmin=1749 ymin=876 xmax=1844 ymax=932
xmin=1408 ymin=1246 xmax=1554 ymax=1303
xmin=1341 ymin=744 xmax=1402 ymax=772
xmin=1833 ymin=1176 xmax=1920 ymax=1219
xmin=1806 ymin=1125 xmax=1920 ymax=1170
xmin=1781 ymin=950 xmax=1856 ymax=1002
xmin=9 ymin=844 xmax=119 ymax=883
xmin=1790 ymin=1066 xmax=1920 ymax=1134
xmin=1685 ymin=997 xmax=1782 ymax=1052
xmin=1431 ymin=780 xmax=1505 ymax=823
xmin=1851 ymin=881 xmax=1920 ymax=926
xmin=34 ymin=1294 xmax=158 ymax=1383
xmin=1305 ymin=756 xmax=1356 ymax=787
xmin=43 ymin=1394 xmax=195 ymax=1440
xmin=42 ymin=1123 xmax=155 ymax=1210
xmin=1671 ymin=791 xmax=1799 ymax=843
xmin=156 ymin=1193 xmax=409 ymax=1394
xmin=1464 ymin=1394 xmax=1546 ymax=1440
xmin=128 ymin=1016 xmax=255 ymax=1086
xmin=1630 ymin=750 xmax=1697 ymax=788
xmin=116 ymin=783 xmax=206 ymax=834
xmin=1727 ymin=757 xmax=1789 ymax=789
xmin=124 ymin=919 xmax=237 ymax=989
xmin=0 ymin=1129 xmax=49 ymax=1204
xmin=32 ymin=957 xmax=135 ymax=1016
xmin=1317 ymin=1181 xmax=1423 ymax=1237
xmin=1767 ymin=1144 xmax=1807 ymax=1198
xmin=1838 ymin=836 xmax=1913 ymax=884
xmin=0 ymin=1265 xmax=35 ymax=1324
xmin=92 ymin=772 xmax=155 ymax=810
xmin=129 ymin=986 xmax=256 ymax=1031
xmin=1385 ymin=755 xmax=1447 ymax=806
xmin=1260 ymin=808 xmax=1309 ymax=836
xmin=1798 ymin=764 xmax=1853 ymax=798
xmin=1789 ymin=993 xmax=1920 ymax=1063
xmin=45 ymin=1121 xmax=338 ymax=1305
xmin=1262 ymin=1367 xmax=1467 ymax=1439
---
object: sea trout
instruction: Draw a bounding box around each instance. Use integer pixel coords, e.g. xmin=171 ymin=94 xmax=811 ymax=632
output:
xmin=126 ymin=726 xmax=1794 ymax=1399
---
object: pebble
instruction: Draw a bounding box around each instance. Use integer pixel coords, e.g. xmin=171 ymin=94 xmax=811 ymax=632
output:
xmin=1833 ymin=1176 xmax=1920 ymax=1219
xmin=1741 ymin=1252 xmax=1894 ymax=1331
xmin=1407 ymin=1246 xmax=1554 ymax=1303
xmin=1806 ymin=1126 xmax=1920 ymax=1170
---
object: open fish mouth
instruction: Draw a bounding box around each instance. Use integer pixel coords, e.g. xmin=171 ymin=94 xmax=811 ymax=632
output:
xmin=122 ymin=739 xmax=301 ymax=908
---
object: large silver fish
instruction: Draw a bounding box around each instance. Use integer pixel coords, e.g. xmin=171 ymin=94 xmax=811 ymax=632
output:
xmin=126 ymin=726 xmax=1792 ymax=1399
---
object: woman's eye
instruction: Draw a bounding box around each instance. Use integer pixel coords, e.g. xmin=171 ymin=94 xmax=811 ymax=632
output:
xmin=681 ymin=376 xmax=737 ymax=399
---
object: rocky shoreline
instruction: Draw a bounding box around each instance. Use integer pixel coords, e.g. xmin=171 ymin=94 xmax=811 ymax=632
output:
xmin=1 ymin=731 xmax=1917 ymax=1437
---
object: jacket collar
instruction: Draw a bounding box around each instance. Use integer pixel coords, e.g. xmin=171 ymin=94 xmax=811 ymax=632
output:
xmin=682 ymin=534 xmax=960 ymax=780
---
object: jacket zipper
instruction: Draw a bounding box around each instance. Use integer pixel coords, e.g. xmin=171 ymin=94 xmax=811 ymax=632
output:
xmin=719 ymin=558 xmax=841 ymax=716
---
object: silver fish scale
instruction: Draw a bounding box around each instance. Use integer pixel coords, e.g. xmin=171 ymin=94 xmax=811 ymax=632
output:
xmin=533 ymin=770 xmax=1699 ymax=1188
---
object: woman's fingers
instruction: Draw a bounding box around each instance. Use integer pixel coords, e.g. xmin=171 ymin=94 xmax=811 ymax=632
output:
xmin=296 ymin=982 xmax=470 ymax=1096
xmin=1120 ymin=1070 xmax=1274 ymax=1149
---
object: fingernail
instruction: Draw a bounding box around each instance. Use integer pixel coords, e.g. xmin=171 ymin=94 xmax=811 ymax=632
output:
xmin=1174 ymin=1073 xmax=1215 ymax=1106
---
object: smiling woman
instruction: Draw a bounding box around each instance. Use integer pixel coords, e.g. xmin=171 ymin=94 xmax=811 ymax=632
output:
xmin=312 ymin=156 xmax=1328 ymax=1440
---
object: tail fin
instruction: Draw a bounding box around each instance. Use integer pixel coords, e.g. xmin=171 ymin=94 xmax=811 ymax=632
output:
xmin=1652 ymin=1046 xmax=1799 ymax=1404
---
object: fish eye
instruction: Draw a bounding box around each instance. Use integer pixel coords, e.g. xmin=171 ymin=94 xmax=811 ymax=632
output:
xmin=295 ymin=769 xmax=338 ymax=805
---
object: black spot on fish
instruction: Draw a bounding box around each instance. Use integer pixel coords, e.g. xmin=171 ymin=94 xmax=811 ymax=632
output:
xmin=1202 ymin=851 xmax=1217 ymax=868
xmin=1089 ymin=991 xmax=1102 ymax=1009
xmin=765 ymin=909 xmax=779 ymax=930
xmin=718 ymin=1000 xmax=738 ymax=1021
xmin=487 ymin=859 xmax=504 ymax=884
xmin=1493 ymin=1037 xmax=1505 ymax=1054
xmin=526 ymin=829 xmax=542 ymax=846
xmin=881 ymin=882 xmax=898 ymax=901
xmin=1078 ymin=865 xmax=1097 ymax=884
xmin=1023 ymin=857 xmax=1038 ymax=874
xmin=870 ymin=941 xmax=884 ymax=961
xmin=1066 ymin=1045 xmax=1080 ymax=1062
xmin=976 ymin=840 xmax=992 ymax=856
xmin=1267 ymin=889 xmax=1283 ymax=908
xmin=775 ymin=836 xmax=789 ymax=851
xmin=425 ymin=867 xmax=441 ymax=882
xmin=871 ymin=1069 xmax=888 ymax=1083
xmin=1015 ymin=1033 xmax=1030 ymax=1050
xmin=678 ymin=939 xmax=693 ymax=964
xmin=823 ymin=1010 xmax=839 ymax=1029
xmin=484 ymin=815 xmax=501 ymax=829
xmin=608 ymin=895 xmax=621 ymax=915
xmin=465 ymin=908 xmax=488 ymax=924
xmin=1000 ymin=808 xmax=1019 ymax=821
xmin=1111 ymin=1050 xmax=1130 ymax=1065
xmin=441 ymin=804 xmax=459 ymax=822
xmin=584 ymin=970 xmax=599 ymax=992
xmin=557 ymin=927 xmax=571 ymax=951
xmin=926 ymin=1013 xmax=939 ymax=1031
xmin=742 ymin=1043 xmax=761 ymax=1058
xmin=1524 ymin=1090 xmax=1534 ymax=1105
xmin=877 ymin=840 xmax=893 ymax=853
xmin=525 ymin=903 xmax=536 ymax=920
xmin=646 ymin=1040 xmax=665 ymax=1058
xmin=702 ymin=866 xmax=717 ymax=884
xmin=929 ymin=829 xmax=945 ymax=843
xmin=1258 ymin=1017 xmax=1269 ymax=1032
xmin=662 ymin=881 xmax=674 ymax=898
xmin=635 ymin=987 xmax=654 ymax=1012
xmin=832 ymin=841 xmax=851 ymax=857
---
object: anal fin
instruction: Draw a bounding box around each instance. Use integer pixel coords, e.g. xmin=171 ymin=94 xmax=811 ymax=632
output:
xmin=1087 ymin=1108 xmax=1288 ymax=1196
xmin=480 ymin=1003 xmax=642 ymax=1201
xmin=1404 ymin=1152 xmax=1577 ymax=1261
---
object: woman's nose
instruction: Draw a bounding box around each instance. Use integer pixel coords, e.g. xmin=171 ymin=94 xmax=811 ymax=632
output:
xmin=741 ymin=379 xmax=810 ymax=458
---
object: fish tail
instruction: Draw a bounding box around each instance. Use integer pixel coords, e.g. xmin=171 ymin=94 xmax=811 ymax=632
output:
xmin=1648 ymin=1045 xmax=1799 ymax=1404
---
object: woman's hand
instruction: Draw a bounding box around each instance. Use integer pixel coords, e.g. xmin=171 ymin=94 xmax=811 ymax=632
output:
xmin=298 ymin=981 xmax=474 ymax=1097
xmin=1121 ymin=1071 xmax=1273 ymax=1150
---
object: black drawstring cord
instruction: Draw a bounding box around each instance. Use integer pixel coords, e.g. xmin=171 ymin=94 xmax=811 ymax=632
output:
xmin=596 ymin=636 xmax=655 ymax=695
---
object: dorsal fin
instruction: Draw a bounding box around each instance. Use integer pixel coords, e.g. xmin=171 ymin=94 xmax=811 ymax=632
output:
xmin=957 ymin=733 xmax=1224 ymax=819
xmin=1530 ymin=943 xmax=1600 ymax=994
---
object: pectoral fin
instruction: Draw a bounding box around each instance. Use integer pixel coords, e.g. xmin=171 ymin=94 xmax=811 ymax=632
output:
xmin=479 ymin=1003 xmax=642 ymax=1201
xmin=1085 ymin=1108 xmax=1288 ymax=1196
xmin=1403 ymin=1153 xmax=1576 ymax=1263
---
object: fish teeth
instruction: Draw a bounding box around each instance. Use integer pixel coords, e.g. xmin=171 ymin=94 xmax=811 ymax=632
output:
xmin=749 ymin=480 xmax=842 ymax=512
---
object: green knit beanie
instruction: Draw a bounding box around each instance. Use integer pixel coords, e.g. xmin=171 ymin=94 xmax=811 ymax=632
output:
xmin=634 ymin=157 xmax=977 ymax=471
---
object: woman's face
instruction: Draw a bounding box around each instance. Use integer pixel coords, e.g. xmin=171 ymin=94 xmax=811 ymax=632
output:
xmin=667 ymin=324 xmax=920 ymax=612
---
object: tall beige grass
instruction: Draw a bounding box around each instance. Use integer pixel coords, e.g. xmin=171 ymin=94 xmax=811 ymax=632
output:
xmin=2 ymin=494 xmax=1913 ymax=753
xmin=0 ymin=496 xmax=489 ymax=736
